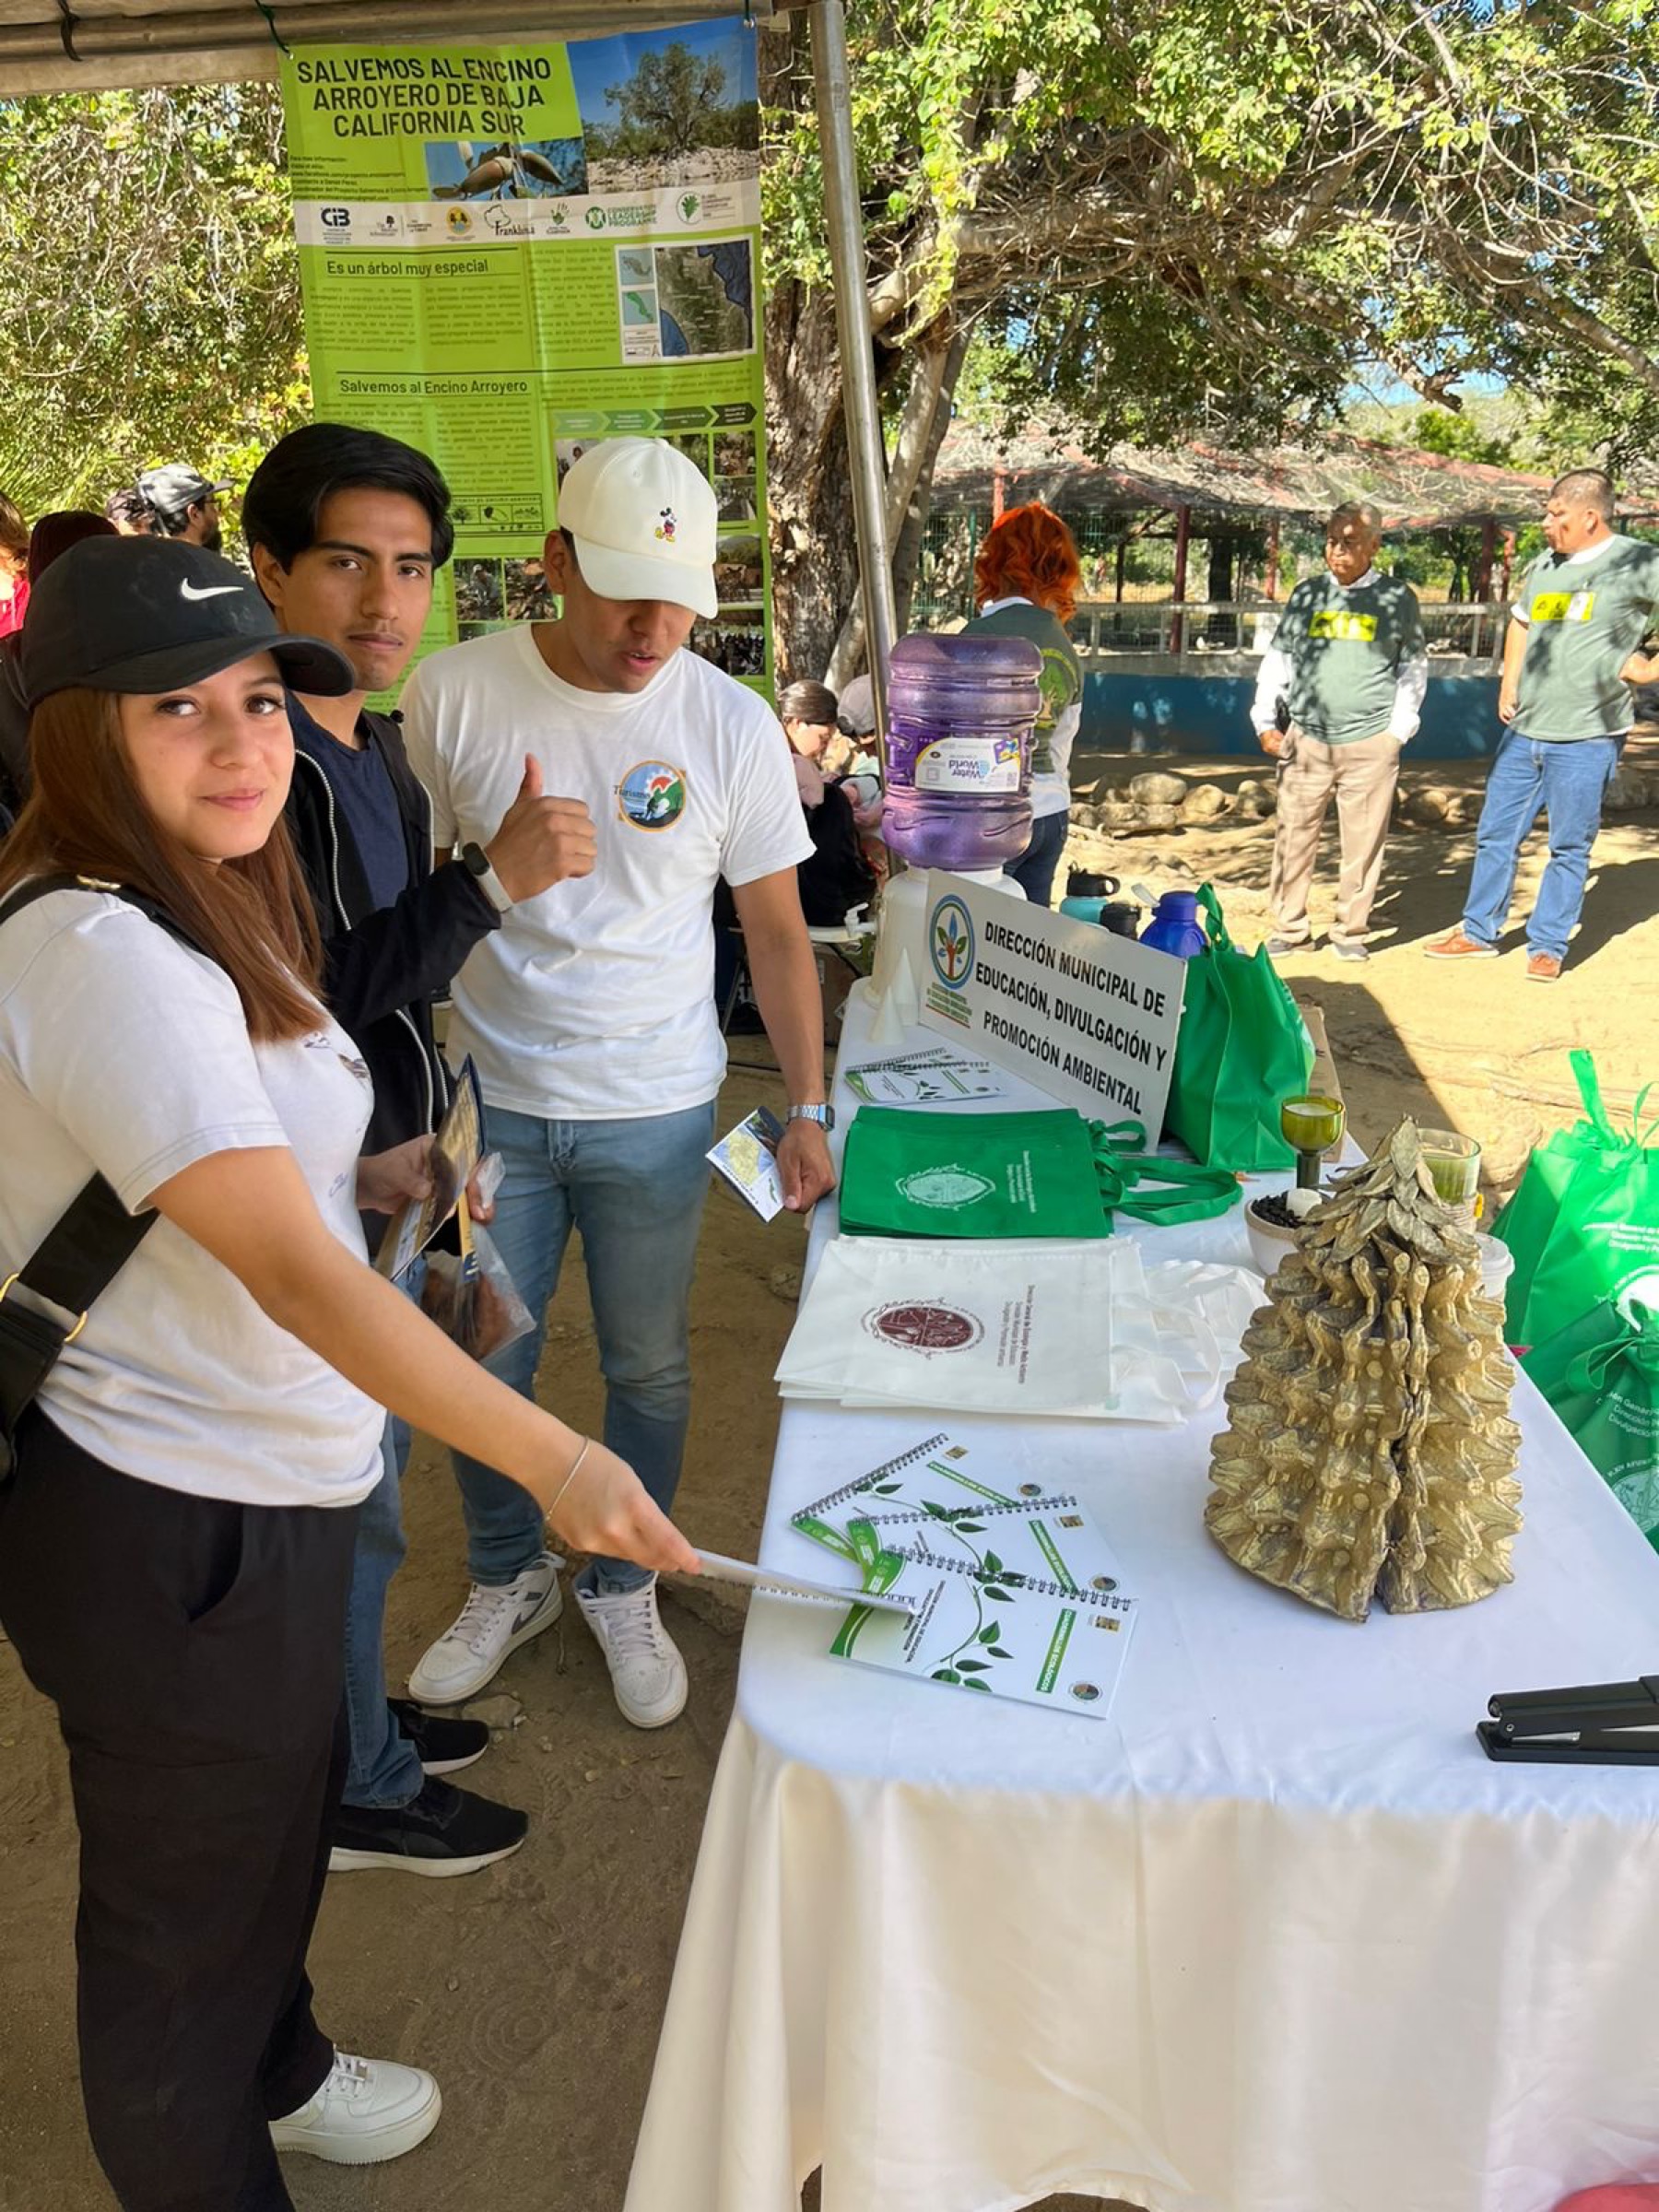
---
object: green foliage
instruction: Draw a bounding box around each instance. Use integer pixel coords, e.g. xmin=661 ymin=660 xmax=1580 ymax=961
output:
xmin=763 ymin=0 xmax=1659 ymax=465
xmin=0 ymin=87 xmax=306 ymax=524
xmin=1410 ymin=410 xmax=1517 ymax=469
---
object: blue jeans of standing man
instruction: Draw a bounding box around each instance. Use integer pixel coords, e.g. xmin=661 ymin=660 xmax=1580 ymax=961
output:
xmin=453 ymin=1100 xmax=717 ymax=1596
xmin=1462 ymin=729 xmax=1620 ymax=960
xmin=1005 ymin=808 xmax=1068 ymax=910
xmin=342 ymin=1256 xmax=425 ymax=1810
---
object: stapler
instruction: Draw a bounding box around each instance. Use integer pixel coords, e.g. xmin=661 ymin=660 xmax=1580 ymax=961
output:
xmin=1479 ymin=1675 xmax=1659 ymax=1765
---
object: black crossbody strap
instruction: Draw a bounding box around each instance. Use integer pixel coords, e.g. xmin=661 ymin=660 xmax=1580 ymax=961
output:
xmin=10 ymin=1171 xmax=153 ymax=1316
xmin=0 ymin=876 xmax=218 ymax=1454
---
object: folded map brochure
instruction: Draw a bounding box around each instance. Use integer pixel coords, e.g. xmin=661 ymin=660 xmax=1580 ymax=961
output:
xmin=842 ymin=1044 xmax=1013 ymax=1107
xmin=792 ymin=1434 xmax=1138 ymax=1718
xmin=707 ymin=1105 xmax=785 ymax=1220
xmin=376 ymin=1057 xmax=484 ymax=1282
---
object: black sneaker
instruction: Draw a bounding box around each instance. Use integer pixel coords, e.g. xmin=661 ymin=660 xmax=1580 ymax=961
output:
xmin=387 ymin=1697 xmax=489 ymax=1776
xmin=328 ymin=1777 xmax=528 ymax=1878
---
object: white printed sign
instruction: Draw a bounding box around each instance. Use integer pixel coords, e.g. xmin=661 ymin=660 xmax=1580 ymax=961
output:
xmin=918 ymin=873 xmax=1185 ymax=1138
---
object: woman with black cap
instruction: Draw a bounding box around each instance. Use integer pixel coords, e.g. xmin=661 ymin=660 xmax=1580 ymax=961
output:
xmin=0 ymin=535 xmax=697 ymax=2210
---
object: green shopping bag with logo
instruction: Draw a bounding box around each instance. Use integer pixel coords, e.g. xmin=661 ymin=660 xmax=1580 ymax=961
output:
xmin=838 ymin=1107 xmax=1241 ymax=1238
xmin=1162 ymin=885 xmax=1312 ymax=1172
xmin=1524 ymin=1300 xmax=1659 ymax=1551
xmin=839 ymin=1108 xmax=1110 ymax=1239
xmin=1492 ymin=1052 xmax=1659 ymax=1349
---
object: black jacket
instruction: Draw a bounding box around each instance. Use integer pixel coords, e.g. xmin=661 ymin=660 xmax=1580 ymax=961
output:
xmin=285 ymin=706 xmax=500 ymax=1153
xmin=0 ymin=637 xmax=28 ymax=821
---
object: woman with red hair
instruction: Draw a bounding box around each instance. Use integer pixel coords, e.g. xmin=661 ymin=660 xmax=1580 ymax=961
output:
xmin=965 ymin=501 xmax=1085 ymax=908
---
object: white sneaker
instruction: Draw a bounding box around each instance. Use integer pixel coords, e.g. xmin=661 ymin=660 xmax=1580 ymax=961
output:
xmin=270 ymin=2052 xmax=441 ymax=2166
xmin=574 ymin=1573 xmax=688 ymax=1729
xmin=407 ymin=1551 xmax=564 ymax=1706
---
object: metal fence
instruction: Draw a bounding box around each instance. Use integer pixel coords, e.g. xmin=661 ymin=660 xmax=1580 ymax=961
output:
xmin=1071 ymin=601 xmax=1508 ymax=665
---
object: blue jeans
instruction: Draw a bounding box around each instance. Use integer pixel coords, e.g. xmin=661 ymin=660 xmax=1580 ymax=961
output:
xmin=453 ymin=1100 xmax=717 ymax=1596
xmin=342 ymin=1258 xmax=424 ymax=1810
xmin=1005 ymin=808 xmax=1068 ymax=909
xmin=1462 ymin=730 xmax=1619 ymax=960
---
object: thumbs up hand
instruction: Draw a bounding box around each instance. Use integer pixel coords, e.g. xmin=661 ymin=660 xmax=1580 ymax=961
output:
xmin=484 ymin=753 xmax=596 ymax=901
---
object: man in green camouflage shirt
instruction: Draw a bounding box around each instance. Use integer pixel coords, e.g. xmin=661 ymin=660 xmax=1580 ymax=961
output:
xmin=1429 ymin=468 xmax=1659 ymax=982
xmin=1252 ymin=501 xmax=1427 ymax=963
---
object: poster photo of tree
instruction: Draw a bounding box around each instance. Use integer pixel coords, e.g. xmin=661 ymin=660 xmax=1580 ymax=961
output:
xmin=569 ymin=19 xmax=759 ymax=194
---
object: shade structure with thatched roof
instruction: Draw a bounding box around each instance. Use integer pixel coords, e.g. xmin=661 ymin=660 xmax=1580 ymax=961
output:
xmin=929 ymin=424 xmax=1556 ymax=533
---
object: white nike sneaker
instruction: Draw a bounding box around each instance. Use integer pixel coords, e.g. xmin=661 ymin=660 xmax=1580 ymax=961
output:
xmin=270 ymin=2051 xmax=441 ymax=2166
xmin=407 ymin=1551 xmax=564 ymax=1705
xmin=574 ymin=1573 xmax=688 ymax=1729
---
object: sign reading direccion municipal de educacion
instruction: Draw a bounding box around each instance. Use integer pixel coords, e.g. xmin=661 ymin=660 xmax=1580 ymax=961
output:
xmin=918 ymin=873 xmax=1186 ymax=1140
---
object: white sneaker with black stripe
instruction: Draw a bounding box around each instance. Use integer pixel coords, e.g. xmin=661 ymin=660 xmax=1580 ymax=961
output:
xmin=407 ymin=1551 xmax=563 ymax=1705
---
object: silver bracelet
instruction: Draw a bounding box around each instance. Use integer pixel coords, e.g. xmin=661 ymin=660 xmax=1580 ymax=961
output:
xmin=545 ymin=1436 xmax=592 ymax=1524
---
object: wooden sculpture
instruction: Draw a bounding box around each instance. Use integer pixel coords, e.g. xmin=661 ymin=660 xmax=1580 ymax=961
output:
xmin=1206 ymin=1120 xmax=1522 ymax=1620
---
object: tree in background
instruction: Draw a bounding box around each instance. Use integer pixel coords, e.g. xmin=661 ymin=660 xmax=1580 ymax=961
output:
xmin=3 ymin=5 xmax=1656 ymax=672
xmin=0 ymin=87 xmax=303 ymax=524
xmin=762 ymin=0 xmax=1659 ymax=680
xmin=604 ymin=45 xmax=727 ymax=159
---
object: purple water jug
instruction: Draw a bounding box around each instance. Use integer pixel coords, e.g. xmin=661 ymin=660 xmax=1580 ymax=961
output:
xmin=1140 ymin=890 xmax=1208 ymax=959
xmin=882 ymin=632 xmax=1041 ymax=873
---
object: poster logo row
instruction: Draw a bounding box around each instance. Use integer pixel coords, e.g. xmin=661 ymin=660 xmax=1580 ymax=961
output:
xmin=297 ymin=180 xmax=759 ymax=248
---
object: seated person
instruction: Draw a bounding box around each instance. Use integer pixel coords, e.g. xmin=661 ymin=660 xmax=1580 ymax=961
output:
xmin=714 ymin=681 xmax=877 ymax=1023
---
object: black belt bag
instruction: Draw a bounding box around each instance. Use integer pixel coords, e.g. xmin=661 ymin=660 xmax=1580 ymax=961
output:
xmin=0 ymin=875 xmax=209 ymax=1478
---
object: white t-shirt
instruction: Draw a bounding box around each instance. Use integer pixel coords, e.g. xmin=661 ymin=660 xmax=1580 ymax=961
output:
xmin=0 ymin=890 xmax=382 ymax=1508
xmin=401 ymin=626 xmax=812 ymax=1120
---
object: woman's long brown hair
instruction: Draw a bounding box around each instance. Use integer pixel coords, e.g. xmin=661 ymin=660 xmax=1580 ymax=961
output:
xmin=0 ymin=686 xmax=323 ymax=1042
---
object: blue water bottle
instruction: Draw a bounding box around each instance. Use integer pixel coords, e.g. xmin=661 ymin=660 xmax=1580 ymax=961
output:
xmin=1058 ymin=870 xmax=1119 ymax=924
xmin=1140 ymin=890 xmax=1208 ymax=959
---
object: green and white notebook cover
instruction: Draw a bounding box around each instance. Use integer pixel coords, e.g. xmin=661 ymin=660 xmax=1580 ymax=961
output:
xmin=794 ymin=1435 xmax=1138 ymax=1717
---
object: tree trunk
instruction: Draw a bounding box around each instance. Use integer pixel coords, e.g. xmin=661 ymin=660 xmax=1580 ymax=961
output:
xmin=1206 ymin=532 xmax=1236 ymax=604
xmin=763 ymin=276 xmax=862 ymax=685
xmin=891 ymin=327 xmax=969 ymax=635
xmin=759 ymin=14 xmax=865 ymax=687
xmin=819 ymin=324 xmax=969 ymax=684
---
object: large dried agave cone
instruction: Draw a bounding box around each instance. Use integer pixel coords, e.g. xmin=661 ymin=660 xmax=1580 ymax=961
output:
xmin=1206 ymin=1119 xmax=1522 ymax=1620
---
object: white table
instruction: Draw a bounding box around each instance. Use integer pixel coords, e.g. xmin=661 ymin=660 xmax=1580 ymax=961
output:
xmin=628 ymin=985 xmax=1659 ymax=2212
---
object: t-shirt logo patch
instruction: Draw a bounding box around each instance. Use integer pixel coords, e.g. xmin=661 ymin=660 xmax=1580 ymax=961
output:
xmin=1531 ymin=588 xmax=1594 ymax=624
xmin=1309 ymin=610 xmax=1379 ymax=641
xmin=617 ymin=759 xmax=688 ymax=830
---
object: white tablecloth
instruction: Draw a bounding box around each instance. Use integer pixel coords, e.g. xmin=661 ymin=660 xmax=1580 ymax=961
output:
xmin=628 ymin=985 xmax=1659 ymax=2212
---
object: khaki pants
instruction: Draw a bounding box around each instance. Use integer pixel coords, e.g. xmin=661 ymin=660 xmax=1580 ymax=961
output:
xmin=1268 ymin=726 xmax=1400 ymax=947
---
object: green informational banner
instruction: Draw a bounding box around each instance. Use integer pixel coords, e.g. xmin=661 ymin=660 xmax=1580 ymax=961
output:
xmin=279 ymin=21 xmax=771 ymax=689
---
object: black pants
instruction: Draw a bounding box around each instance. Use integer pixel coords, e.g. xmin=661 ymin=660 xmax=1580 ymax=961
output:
xmin=0 ymin=1413 xmax=359 ymax=2211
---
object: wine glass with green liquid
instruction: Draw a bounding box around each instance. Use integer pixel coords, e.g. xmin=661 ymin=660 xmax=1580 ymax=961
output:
xmin=1280 ymin=1093 xmax=1346 ymax=1192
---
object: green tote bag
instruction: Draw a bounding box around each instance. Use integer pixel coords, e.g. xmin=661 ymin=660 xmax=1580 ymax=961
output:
xmin=839 ymin=1108 xmax=1110 ymax=1239
xmin=1162 ymin=885 xmax=1312 ymax=1172
xmin=1493 ymin=1052 xmax=1659 ymax=1348
xmin=1524 ymin=1300 xmax=1659 ymax=1551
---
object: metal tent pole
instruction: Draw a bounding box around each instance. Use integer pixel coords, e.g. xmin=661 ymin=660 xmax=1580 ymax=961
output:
xmin=809 ymin=0 xmax=897 ymax=744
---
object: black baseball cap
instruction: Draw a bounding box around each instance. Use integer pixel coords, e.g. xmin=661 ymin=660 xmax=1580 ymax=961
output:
xmin=20 ymin=538 xmax=354 ymax=709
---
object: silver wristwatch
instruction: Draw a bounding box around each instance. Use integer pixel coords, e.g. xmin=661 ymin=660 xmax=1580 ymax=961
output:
xmin=787 ymin=1102 xmax=836 ymax=1133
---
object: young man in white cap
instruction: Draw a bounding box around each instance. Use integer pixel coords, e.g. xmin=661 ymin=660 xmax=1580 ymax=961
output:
xmin=399 ymin=438 xmax=834 ymax=1727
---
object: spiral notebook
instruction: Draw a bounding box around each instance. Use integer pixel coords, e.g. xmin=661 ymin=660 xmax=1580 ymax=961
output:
xmin=792 ymin=1434 xmax=1139 ymax=1717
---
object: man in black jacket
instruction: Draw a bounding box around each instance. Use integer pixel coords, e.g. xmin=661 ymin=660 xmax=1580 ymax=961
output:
xmin=245 ymin=423 xmax=594 ymax=1876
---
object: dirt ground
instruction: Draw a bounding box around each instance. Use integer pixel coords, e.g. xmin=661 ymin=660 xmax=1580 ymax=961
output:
xmin=2 ymin=759 xmax=1655 ymax=2210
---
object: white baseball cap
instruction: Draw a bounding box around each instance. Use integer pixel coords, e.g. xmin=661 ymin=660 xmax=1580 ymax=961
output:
xmin=555 ymin=437 xmax=719 ymax=618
